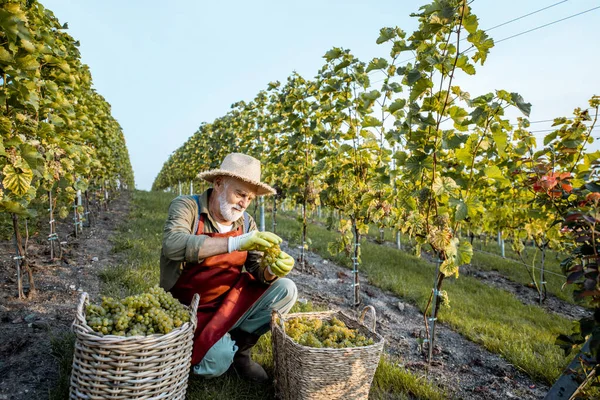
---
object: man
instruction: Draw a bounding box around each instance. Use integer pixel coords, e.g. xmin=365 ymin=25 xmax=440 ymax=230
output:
xmin=160 ymin=153 xmax=297 ymax=382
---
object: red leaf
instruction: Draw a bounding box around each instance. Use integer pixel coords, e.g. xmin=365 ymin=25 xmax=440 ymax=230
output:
xmin=565 ymin=213 xmax=583 ymax=222
xmin=567 ymin=270 xmax=584 ymax=283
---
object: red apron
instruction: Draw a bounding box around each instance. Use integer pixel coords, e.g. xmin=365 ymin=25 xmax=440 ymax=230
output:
xmin=170 ymin=214 xmax=268 ymax=365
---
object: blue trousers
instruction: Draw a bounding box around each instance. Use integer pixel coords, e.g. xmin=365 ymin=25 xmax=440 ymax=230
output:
xmin=192 ymin=277 xmax=297 ymax=378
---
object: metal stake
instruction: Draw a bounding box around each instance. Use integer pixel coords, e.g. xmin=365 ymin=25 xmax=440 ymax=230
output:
xmin=428 ymin=258 xmax=442 ymax=362
xmin=353 ymin=228 xmax=361 ymax=307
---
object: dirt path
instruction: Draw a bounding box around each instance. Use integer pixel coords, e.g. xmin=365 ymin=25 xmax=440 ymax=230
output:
xmin=0 ymin=193 xmax=129 ymax=400
xmin=282 ymin=241 xmax=549 ymax=400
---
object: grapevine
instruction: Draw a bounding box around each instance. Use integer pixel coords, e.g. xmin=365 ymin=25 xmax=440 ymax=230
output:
xmin=284 ymin=316 xmax=374 ymax=349
xmin=85 ymin=286 xmax=190 ymax=337
xmin=0 ymin=0 xmax=134 ymax=299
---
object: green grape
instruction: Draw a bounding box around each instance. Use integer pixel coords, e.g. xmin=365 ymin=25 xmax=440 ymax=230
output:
xmin=298 ymin=332 xmax=323 ymax=348
xmin=284 ymin=316 xmax=374 ymax=349
xmin=260 ymin=244 xmax=282 ymax=270
xmin=85 ymin=286 xmax=189 ymax=336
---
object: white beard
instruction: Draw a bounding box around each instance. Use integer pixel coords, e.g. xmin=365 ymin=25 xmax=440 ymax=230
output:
xmin=218 ymin=190 xmax=244 ymax=222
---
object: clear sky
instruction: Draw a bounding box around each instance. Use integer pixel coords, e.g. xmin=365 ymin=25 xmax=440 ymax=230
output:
xmin=41 ymin=0 xmax=600 ymax=190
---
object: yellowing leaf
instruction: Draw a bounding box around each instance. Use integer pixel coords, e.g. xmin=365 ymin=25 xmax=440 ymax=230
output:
xmin=362 ymin=116 xmax=382 ymax=128
xmin=0 ymin=47 xmax=13 ymax=64
xmin=21 ymin=39 xmax=35 ymax=53
xmin=2 ymin=160 xmax=33 ymax=196
xmin=440 ymin=258 xmax=458 ymax=278
xmin=428 ymin=226 xmax=452 ymax=251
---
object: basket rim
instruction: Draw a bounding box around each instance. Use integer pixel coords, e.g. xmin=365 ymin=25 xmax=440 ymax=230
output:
xmin=271 ymin=309 xmax=385 ymax=351
xmin=72 ymin=292 xmax=199 ymax=342
xmin=73 ymin=320 xmax=194 ymax=341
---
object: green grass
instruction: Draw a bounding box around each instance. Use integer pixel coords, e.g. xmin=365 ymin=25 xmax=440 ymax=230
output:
xmin=270 ymin=212 xmax=574 ymax=385
xmin=469 ymin=250 xmax=576 ymax=303
xmin=471 ymin=236 xmax=563 ymax=272
xmin=51 ymin=191 xmax=448 ymax=400
xmin=371 ymin=356 xmax=448 ymax=400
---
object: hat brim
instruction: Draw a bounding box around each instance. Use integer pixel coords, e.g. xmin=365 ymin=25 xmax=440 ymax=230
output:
xmin=197 ymin=170 xmax=276 ymax=196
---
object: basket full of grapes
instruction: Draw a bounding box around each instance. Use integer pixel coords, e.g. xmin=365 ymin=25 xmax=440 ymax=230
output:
xmin=271 ymin=306 xmax=384 ymax=400
xmin=69 ymin=287 xmax=199 ymax=400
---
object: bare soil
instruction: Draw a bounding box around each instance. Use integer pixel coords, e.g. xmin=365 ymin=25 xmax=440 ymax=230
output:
xmin=283 ymin=242 xmax=550 ymax=400
xmin=0 ymin=194 xmax=129 ymax=400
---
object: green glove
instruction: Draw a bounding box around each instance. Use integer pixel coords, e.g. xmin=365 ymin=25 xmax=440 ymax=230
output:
xmin=267 ymin=251 xmax=295 ymax=277
xmin=228 ymin=231 xmax=282 ymax=253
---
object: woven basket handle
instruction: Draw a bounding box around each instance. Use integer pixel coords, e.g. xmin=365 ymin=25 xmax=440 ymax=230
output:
xmin=273 ymin=309 xmax=286 ymax=337
xmin=75 ymin=291 xmax=89 ymax=327
xmin=189 ymin=293 xmax=200 ymax=329
xmin=359 ymin=305 xmax=377 ymax=332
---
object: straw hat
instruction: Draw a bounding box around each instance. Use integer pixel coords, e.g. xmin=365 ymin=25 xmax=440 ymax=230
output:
xmin=197 ymin=153 xmax=276 ymax=196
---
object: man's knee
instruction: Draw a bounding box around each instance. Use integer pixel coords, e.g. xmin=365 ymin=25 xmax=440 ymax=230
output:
xmin=273 ymin=277 xmax=297 ymax=299
xmin=271 ymin=278 xmax=297 ymax=313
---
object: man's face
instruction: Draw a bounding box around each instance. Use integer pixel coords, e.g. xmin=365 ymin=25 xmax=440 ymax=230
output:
xmin=215 ymin=177 xmax=257 ymax=222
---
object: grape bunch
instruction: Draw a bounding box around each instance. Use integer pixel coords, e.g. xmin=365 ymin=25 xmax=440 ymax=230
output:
xmin=260 ymin=244 xmax=282 ymax=270
xmin=85 ymin=286 xmax=190 ymax=337
xmin=284 ymin=316 xmax=374 ymax=349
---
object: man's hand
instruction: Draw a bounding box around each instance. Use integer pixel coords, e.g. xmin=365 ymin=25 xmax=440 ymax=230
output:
xmin=228 ymin=231 xmax=282 ymax=253
xmin=267 ymin=251 xmax=294 ymax=277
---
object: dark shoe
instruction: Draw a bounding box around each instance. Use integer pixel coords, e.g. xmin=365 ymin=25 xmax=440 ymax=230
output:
xmin=229 ymin=330 xmax=269 ymax=383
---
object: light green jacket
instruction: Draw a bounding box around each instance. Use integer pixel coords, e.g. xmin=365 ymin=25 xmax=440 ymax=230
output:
xmin=159 ymin=189 xmax=270 ymax=291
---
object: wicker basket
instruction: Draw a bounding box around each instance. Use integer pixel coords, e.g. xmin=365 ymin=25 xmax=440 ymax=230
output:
xmin=69 ymin=292 xmax=199 ymax=400
xmin=271 ymin=306 xmax=384 ymax=400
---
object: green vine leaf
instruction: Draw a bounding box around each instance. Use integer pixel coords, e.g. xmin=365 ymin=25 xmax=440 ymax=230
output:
xmin=510 ymin=92 xmax=532 ymax=117
xmin=376 ymin=27 xmax=396 ymax=44
xmin=388 ymin=99 xmax=406 ymax=115
xmin=409 ymin=78 xmax=433 ymax=101
xmin=457 ymin=240 xmax=473 ymax=265
xmin=433 ymin=176 xmax=459 ymax=196
xmin=406 ymin=69 xmax=422 ymax=85
xmin=362 ymin=116 xmax=382 ymax=128
xmin=366 ymin=57 xmax=388 ymax=72
xmin=462 ymin=14 xmax=479 ymax=34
